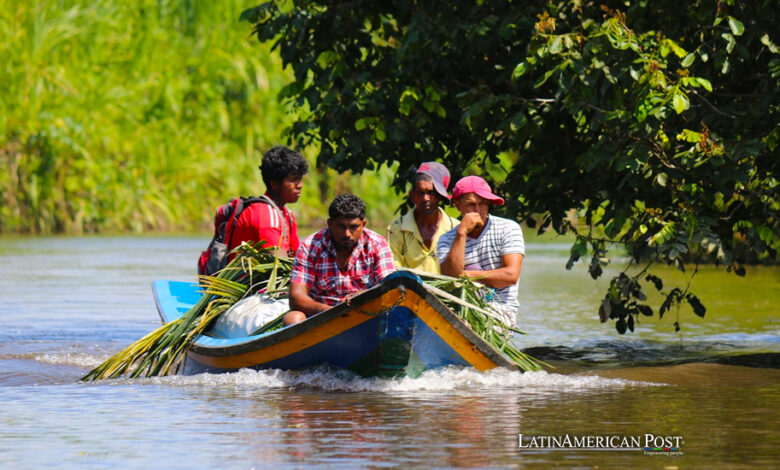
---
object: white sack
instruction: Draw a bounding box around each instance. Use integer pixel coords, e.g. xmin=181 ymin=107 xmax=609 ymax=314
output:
xmin=209 ymin=294 xmax=289 ymax=338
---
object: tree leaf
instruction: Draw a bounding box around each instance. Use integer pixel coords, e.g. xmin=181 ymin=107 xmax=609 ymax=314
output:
xmin=638 ymin=304 xmax=653 ymax=316
xmin=723 ymin=32 xmax=736 ymax=54
xmin=510 ymin=112 xmax=527 ymax=131
xmin=672 ymin=91 xmax=689 ymax=114
xmin=686 ymin=294 xmax=706 ymax=318
xmin=697 ymin=78 xmax=713 ymax=92
xmin=677 ymin=129 xmax=701 ymax=143
xmin=727 ymin=16 xmax=745 ymax=36
xmin=598 ymin=300 xmax=608 ymax=323
xmin=512 ymin=62 xmax=528 ymax=80
xmin=534 ymin=67 xmax=557 ymax=88
xmin=616 ymin=317 xmax=627 ymax=334
xmin=645 ymin=274 xmax=663 ymax=291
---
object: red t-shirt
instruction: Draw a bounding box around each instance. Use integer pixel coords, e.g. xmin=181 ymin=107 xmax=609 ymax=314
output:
xmin=228 ymin=197 xmax=300 ymax=257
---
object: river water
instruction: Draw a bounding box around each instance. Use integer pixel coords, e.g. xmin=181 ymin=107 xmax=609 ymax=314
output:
xmin=0 ymin=235 xmax=777 ymax=468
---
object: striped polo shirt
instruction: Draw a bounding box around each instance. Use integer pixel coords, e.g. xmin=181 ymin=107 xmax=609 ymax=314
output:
xmin=437 ymin=215 xmax=525 ymax=324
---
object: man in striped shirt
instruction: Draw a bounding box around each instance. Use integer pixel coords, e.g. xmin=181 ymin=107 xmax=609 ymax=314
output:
xmin=437 ymin=176 xmax=525 ymax=327
xmin=284 ymin=194 xmax=395 ymax=326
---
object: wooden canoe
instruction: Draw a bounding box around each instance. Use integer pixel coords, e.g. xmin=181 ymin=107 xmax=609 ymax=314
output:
xmin=152 ymin=271 xmax=518 ymax=377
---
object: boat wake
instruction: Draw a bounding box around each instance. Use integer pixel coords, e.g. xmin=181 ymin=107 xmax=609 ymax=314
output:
xmin=107 ymin=365 xmax=659 ymax=392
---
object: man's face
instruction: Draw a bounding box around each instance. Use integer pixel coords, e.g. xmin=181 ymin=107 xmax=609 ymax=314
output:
xmin=328 ymin=216 xmax=366 ymax=251
xmin=271 ymin=175 xmax=303 ymax=204
xmin=410 ymin=179 xmax=442 ymax=216
xmin=454 ymin=193 xmax=490 ymax=224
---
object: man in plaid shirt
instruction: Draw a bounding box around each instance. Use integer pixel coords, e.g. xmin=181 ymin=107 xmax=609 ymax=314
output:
xmin=284 ymin=194 xmax=396 ymax=325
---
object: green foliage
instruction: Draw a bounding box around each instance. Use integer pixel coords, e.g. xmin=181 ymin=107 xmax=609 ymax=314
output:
xmin=0 ymin=0 xmax=290 ymax=233
xmin=243 ymin=1 xmax=779 ymax=333
xmin=416 ymin=271 xmax=546 ymax=372
xmin=0 ymin=0 xmax=401 ymax=234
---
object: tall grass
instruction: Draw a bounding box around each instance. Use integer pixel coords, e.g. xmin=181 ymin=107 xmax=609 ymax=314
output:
xmin=0 ymin=0 xmax=402 ymax=235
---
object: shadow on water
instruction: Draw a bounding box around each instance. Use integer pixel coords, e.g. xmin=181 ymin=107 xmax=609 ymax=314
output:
xmin=582 ymin=362 xmax=780 ymax=387
xmin=525 ymin=342 xmax=780 ymax=371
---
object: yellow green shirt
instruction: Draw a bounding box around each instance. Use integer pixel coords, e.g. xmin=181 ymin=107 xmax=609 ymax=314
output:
xmin=386 ymin=208 xmax=460 ymax=274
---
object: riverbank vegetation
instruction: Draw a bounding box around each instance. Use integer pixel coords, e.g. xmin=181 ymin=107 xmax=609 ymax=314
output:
xmin=242 ymin=0 xmax=779 ymax=333
xmin=0 ymin=0 xmax=401 ymax=235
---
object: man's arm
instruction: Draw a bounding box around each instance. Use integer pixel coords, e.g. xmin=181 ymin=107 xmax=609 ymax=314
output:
xmin=386 ymin=222 xmax=406 ymax=268
xmin=371 ymin=233 xmax=397 ymax=284
xmin=289 ymin=281 xmax=332 ymax=317
xmin=440 ymin=213 xmax=483 ymax=277
xmin=464 ymin=253 xmax=524 ymax=289
xmin=439 ymin=231 xmax=467 ymax=277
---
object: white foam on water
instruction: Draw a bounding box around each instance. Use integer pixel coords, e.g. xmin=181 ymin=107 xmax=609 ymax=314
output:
xmin=110 ymin=366 xmax=657 ymax=392
xmin=34 ymin=352 xmax=108 ymax=368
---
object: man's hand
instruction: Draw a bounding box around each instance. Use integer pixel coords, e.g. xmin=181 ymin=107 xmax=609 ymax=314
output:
xmin=343 ymin=289 xmax=367 ymax=305
xmin=457 ymin=212 xmax=485 ymax=236
xmin=289 ymin=282 xmax=331 ymax=316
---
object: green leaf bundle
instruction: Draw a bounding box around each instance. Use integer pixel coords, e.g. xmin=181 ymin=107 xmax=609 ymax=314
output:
xmin=81 ymin=242 xmax=291 ymax=381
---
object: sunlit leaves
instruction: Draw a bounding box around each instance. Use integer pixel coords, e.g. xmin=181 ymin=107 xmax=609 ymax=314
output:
xmin=648 ymin=223 xmax=676 ymax=247
xmin=727 ymin=16 xmax=745 ymax=36
xmin=511 ymin=61 xmax=528 ymax=81
xmin=672 ymin=90 xmax=690 ymax=114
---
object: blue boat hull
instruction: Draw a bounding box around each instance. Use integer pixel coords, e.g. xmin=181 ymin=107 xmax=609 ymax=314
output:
xmin=152 ymin=273 xmax=517 ymax=377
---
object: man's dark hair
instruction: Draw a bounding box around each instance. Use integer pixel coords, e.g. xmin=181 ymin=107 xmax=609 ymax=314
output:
xmin=329 ymin=193 xmax=366 ymax=220
xmin=259 ymin=145 xmax=309 ymax=187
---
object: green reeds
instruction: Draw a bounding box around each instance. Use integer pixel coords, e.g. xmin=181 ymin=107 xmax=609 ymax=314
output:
xmin=0 ymin=1 xmax=403 ymax=235
xmin=0 ymin=0 xmax=288 ymax=234
xmin=81 ymin=242 xmax=291 ymax=380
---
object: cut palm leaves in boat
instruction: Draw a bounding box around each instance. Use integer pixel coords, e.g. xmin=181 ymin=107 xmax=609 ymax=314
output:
xmin=402 ymin=267 xmax=548 ymax=373
xmin=81 ymin=243 xmax=292 ymax=380
xmin=82 ymin=243 xmax=544 ymax=380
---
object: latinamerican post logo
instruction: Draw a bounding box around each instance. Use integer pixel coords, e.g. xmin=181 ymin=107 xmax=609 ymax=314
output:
xmin=518 ymin=434 xmax=683 ymax=455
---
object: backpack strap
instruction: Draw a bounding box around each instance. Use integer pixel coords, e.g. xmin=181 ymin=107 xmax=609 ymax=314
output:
xmin=223 ymin=194 xmax=293 ymax=257
xmin=223 ymin=198 xmax=247 ymax=252
xmin=257 ymin=195 xmax=289 ymax=246
xmin=234 ymin=195 xmax=294 ymax=257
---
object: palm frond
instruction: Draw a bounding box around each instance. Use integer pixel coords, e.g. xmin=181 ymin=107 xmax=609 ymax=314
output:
xmin=401 ymin=268 xmax=549 ymax=372
xmin=81 ymin=241 xmax=289 ymax=381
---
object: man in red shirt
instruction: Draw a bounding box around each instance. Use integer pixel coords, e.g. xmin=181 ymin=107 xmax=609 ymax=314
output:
xmin=229 ymin=146 xmax=308 ymax=257
xmin=284 ymin=194 xmax=396 ymax=325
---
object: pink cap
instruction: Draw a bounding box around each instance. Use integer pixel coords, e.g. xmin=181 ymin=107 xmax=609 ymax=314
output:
xmin=452 ymin=176 xmax=504 ymax=205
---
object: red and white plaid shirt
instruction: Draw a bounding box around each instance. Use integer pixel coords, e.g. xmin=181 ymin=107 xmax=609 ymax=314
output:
xmin=291 ymin=227 xmax=396 ymax=306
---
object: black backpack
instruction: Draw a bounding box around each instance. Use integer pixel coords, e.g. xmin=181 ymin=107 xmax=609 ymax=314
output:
xmin=197 ymin=196 xmax=266 ymax=275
